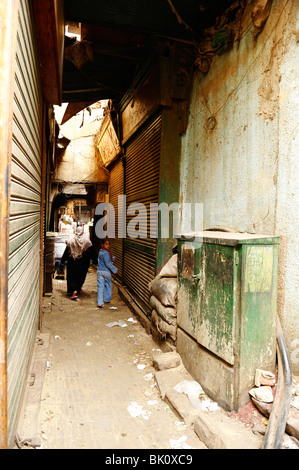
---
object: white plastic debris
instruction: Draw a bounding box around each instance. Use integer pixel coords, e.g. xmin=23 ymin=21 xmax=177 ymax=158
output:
xmin=109 ymin=306 xmax=117 ymax=310
xmin=199 ymin=399 xmax=220 ymax=412
xmin=174 ymin=379 xmax=204 ymax=396
xmin=174 ymin=380 xmax=205 ymax=410
xmin=86 ymin=342 xmax=93 ymax=346
xmin=137 ymin=364 xmax=146 ymax=370
xmin=127 ymin=402 xmax=151 ymax=420
xmin=249 ymin=386 xmax=273 ymax=403
xmin=106 ymin=320 xmax=128 ymax=328
xmin=144 ymin=373 xmax=153 ymax=381
xmin=127 ymin=317 xmax=137 ymax=323
xmin=169 ymin=436 xmax=194 ymax=449
xmin=173 ymin=379 xmax=220 ymax=411
xmin=54 ymin=335 xmax=61 ymax=340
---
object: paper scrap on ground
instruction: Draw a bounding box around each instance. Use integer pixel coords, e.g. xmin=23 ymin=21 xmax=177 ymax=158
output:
xmin=169 ymin=436 xmax=194 ymax=449
xmin=127 ymin=402 xmax=151 ymax=420
xmin=109 ymin=306 xmax=117 ymax=310
xmin=106 ymin=320 xmax=128 ymax=328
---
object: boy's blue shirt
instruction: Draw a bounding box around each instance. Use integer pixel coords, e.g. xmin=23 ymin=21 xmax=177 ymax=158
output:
xmin=97 ymin=249 xmax=117 ymax=274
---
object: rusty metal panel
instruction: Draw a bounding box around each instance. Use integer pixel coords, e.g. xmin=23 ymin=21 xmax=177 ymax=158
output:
xmin=109 ymin=158 xmax=124 ymax=280
xmin=7 ymin=0 xmax=43 ymax=445
xmin=123 ymin=113 xmax=162 ymax=314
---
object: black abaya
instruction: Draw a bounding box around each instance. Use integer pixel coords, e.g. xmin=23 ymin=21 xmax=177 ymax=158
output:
xmin=60 ymin=245 xmax=97 ymax=295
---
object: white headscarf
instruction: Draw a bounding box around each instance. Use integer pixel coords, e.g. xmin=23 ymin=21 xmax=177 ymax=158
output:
xmin=67 ymin=226 xmax=92 ymax=259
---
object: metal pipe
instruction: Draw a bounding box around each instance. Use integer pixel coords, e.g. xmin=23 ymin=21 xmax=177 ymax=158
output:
xmin=262 ymin=318 xmax=292 ymax=449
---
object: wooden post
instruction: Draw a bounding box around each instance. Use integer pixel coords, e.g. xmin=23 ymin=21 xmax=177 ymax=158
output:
xmin=0 ymin=0 xmax=19 ymax=449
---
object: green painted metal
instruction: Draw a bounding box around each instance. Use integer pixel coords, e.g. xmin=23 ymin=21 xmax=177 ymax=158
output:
xmin=177 ymin=231 xmax=280 ymax=410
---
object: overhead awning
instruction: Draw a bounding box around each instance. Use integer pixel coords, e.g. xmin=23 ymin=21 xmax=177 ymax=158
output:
xmin=60 ymin=101 xmax=98 ymax=125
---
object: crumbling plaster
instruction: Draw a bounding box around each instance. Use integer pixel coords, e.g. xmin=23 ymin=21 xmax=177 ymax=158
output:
xmin=180 ymin=0 xmax=299 ymax=372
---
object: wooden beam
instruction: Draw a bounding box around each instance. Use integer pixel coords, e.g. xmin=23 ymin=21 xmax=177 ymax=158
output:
xmin=33 ymin=0 xmax=65 ymax=105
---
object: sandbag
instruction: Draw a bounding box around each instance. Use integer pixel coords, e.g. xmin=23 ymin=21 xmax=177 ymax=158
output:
xmin=156 ymin=254 xmax=177 ymax=279
xmin=150 ymin=295 xmax=176 ymax=326
xmin=151 ymin=309 xmax=177 ymax=342
xmin=149 ymin=277 xmax=177 ymax=307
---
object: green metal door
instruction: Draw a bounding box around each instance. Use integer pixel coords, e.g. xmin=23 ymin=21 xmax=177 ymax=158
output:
xmin=178 ymin=241 xmax=237 ymax=365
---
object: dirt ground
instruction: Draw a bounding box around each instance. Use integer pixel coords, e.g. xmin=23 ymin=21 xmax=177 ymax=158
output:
xmin=30 ymin=268 xmax=206 ymax=449
xmin=15 ymin=267 xmax=299 ymax=451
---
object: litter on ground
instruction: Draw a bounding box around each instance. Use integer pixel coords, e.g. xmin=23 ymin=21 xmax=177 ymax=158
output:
xmin=169 ymin=436 xmax=194 ymax=449
xmin=106 ymin=320 xmax=128 ymax=328
xmin=127 ymin=402 xmax=151 ymax=420
xmin=174 ymin=379 xmax=220 ymax=411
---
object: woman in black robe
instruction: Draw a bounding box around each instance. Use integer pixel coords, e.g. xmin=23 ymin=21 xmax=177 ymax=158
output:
xmin=60 ymin=226 xmax=97 ymax=300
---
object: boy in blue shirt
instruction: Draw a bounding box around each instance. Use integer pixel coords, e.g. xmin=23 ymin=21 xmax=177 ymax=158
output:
xmin=97 ymin=238 xmax=117 ymax=307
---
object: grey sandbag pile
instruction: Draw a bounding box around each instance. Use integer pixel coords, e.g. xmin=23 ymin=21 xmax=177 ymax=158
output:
xmin=148 ymin=254 xmax=178 ymax=342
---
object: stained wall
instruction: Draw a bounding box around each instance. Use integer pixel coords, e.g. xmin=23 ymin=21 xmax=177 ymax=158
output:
xmin=180 ymin=0 xmax=299 ymax=372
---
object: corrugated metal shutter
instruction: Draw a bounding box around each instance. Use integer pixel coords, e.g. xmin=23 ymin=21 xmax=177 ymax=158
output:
xmin=123 ymin=113 xmax=162 ymax=314
xmin=109 ymin=158 xmax=124 ymax=280
xmin=7 ymin=0 xmax=43 ymax=443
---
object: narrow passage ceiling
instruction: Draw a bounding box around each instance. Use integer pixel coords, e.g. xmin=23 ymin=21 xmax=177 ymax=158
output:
xmin=62 ymin=0 xmax=235 ymax=104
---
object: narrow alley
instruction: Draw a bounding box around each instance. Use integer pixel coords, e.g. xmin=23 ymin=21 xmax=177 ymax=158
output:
xmin=16 ymin=269 xmax=207 ymax=450
xmin=15 ymin=266 xmax=299 ymax=451
xmin=1 ymin=0 xmax=298 ymax=451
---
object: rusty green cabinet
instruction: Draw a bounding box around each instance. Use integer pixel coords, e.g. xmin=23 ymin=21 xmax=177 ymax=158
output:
xmin=176 ymin=231 xmax=280 ymax=411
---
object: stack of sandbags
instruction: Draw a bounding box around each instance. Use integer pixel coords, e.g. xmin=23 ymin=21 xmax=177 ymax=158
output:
xmin=148 ymin=254 xmax=178 ymax=342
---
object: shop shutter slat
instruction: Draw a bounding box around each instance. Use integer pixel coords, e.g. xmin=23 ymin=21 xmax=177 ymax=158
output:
xmin=7 ymin=0 xmax=43 ymax=445
xmin=123 ymin=113 xmax=161 ymax=314
xmin=109 ymin=158 xmax=124 ymax=280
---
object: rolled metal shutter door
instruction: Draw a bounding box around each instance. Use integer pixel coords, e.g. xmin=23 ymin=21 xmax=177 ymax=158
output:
xmin=123 ymin=113 xmax=162 ymax=314
xmin=109 ymin=158 xmax=124 ymax=280
xmin=8 ymin=0 xmax=43 ymax=443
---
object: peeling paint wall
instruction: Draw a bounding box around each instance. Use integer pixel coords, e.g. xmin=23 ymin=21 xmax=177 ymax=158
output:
xmin=180 ymin=0 xmax=299 ymax=373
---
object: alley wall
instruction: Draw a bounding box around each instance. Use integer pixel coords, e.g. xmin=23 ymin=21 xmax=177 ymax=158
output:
xmin=180 ymin=0 xmax=299 ymax=373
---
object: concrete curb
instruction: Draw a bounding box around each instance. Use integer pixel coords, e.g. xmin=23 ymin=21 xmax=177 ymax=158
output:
xmin=153 ymin=352 xmax=263 ymax=449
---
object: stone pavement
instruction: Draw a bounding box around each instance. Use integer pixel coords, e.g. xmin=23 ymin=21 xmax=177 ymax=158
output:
xmin=18 ymin=268 xmax=207 ymax=450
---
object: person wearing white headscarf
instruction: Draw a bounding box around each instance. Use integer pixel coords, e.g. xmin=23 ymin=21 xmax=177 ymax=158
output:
xmin=60 ymin=226 xmax=97 ymax=300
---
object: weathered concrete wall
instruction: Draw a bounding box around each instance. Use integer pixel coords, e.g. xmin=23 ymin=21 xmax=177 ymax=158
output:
xmin=180 ymin=0 xmax=299 ymax=372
